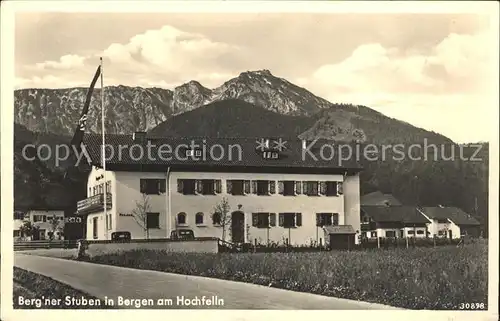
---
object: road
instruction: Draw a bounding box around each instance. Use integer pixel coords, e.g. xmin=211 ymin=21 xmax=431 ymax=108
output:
xmin=14 ymin=253 xmax=400 ymax=310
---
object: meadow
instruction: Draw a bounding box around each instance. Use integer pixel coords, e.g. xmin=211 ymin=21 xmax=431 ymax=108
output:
xmin=21 ymin=240 xmax=488 ymax=309
xmin=79 ymin=240 xmax=488 ymax=310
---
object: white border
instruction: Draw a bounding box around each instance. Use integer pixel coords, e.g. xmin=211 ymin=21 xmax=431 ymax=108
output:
xmin=1 ymin=1 xmax=499 ymax=321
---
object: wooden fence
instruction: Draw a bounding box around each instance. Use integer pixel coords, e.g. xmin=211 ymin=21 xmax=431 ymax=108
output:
xmin=14 ymin=240 xmax=78 ymax=251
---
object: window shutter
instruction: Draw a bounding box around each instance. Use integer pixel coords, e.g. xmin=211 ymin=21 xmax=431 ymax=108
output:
xmin=159 ymin=180 xmax=166 ymax=194
xmin=269 ymin=181 xmax=276 ymax=194
xmin=320 ymin=181 xmax=327 ymax=195
xmin=196 ymin=180 xmax=203 ymax=194
xmin=177 ymin=179 xmax=183 ymax=193
xmin=215 ymin=180 xmax=222 ymax=194
xmin=302 ymin=181 xmax=308 ymax=195
xmin=252 ymin=213 xmax=258 ymax=226
xmin=279 ymin=213 xmax=284 ymax=227
xmin=295 ymin=181 xmax=302 ymax=195
xmin=251 ymin=181 xmax=257 ymax=194
xmin=337 ymin=182 xmax=343 ymax=195
xmin=278 ymin=181 xmax=284 ymax=195
xmin=244 ymin=180 xmax=251 ymax=194
xmin=316 ymin=213 xmax=322 ymax=227
xmin=296 ymin=213 xmax=302 ymax=226
xmin=227 ymin=181 xmax=233 ymax=194
xmin=269 ymin=213 xmax=276 ymax=227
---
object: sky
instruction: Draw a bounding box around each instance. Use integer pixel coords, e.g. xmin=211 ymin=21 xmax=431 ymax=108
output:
xmin=14 ymin=10 xmax=498 ymax=143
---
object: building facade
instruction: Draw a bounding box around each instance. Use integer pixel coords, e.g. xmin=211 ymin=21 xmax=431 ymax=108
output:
xmin=418 ymin=206 xmax=480 ymax=239
xmin=76 ymin=135 xmax=362 ymax=246
xmin=360 ymin=206 xmax=430 ymax=239
xmin=13 ymin=210 xmax=65 ymax=241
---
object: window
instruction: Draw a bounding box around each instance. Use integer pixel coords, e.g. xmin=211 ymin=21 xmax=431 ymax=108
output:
xmin=33 ymin=215 xmax=44 ymax=222
xmin=178 ymin=179 xmax=196 ymax=195
xmin=140 ymin=179 xmax=166 ymax=195
xmin=371 ymin=231 xmax=378 ymax=238
xmin=417 ymin=230 xmax=424 ymax=235
xmin=256 ymin=180 xmax=270 ymax=195
xmin=14 ymin=230 xmax=20 ymax=237
xmin=200 ymin=180 xmax=215 ymax=195
xmin=106 ymin=181 xmax=111 ymax=193
xmin=279 ymin=213 xmax=302 ymax=228
xmin=147 ymin=212 xmax=160 ymax=229
xmin=177 ymin=212 xmax=187 ymax=225
xmin=93 ymin=186 xmax=97 ymax=195
xmin=92 ymin=217 xmax=98 ymax=239
xmin=278 ymin=181 xmax=296 ymax=196
xmin=303 ymin=181 xmax=319 ymax=196
xmin=107 ymin=214 xmax=112 ymax=230
xmin=385 ymin=231 xmax=396 ymax=238
xmin=98 ymin=184 xmax=103 ymax=194
xmin=14 ymin=212 xmax=24 ymax=220
xmin=325 ymin=182 xmax=339 ymax=196
xmin=438 ymin=230 xmax=445 ymax=236
xmin=252 ymin=213 xmax=270 ymax=228
xmin=316 ymin=213 xmax=339 ymax=227
xmin=362 ymin=215 xmax=370 ymax=223
xmin=227 ymin=180 xmax=248 ymax=195
xmin=195 ymin=212 xmax=204 ymax=225
xmin=212 ymin=212 xmax=221 ymax=225
xmin=408 ymin=230 xmax=415 ymax=235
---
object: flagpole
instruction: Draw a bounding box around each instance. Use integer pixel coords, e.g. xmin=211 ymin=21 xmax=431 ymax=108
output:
xmin=100 ymin=57 xmax=108 ymax=240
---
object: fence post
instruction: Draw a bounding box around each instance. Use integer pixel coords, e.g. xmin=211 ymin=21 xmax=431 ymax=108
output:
xmin=377 ymin=236 xmax=380 ymax=249
xmin=406 ymin=236 xmax=408 ymax=248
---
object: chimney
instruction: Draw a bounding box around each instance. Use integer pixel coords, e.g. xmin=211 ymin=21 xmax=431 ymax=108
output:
xmin=133 ymin=131 xmax=147 ymax=142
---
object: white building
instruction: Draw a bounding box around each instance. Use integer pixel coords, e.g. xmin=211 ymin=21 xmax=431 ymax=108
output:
xmin=76 ymin=134 xmax=362 ymax=247
xmin=13 ymin=210 xmax=65 ymax=241
xmin=418 ymin=206 xmax=481 ymax=239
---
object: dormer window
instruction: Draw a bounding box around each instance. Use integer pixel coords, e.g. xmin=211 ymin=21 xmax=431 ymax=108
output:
xmin=186 ymin=149 xmax=202 ymax=158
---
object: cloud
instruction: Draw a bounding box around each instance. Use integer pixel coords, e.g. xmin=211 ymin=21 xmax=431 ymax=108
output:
xmin=300 ymin=31 xmax=494 ymax=143
xmin=18 ymin=24 xmax=241 ymax=89
xmin=307 ymin=31 xmax=491 ymax=97
xmin=34 ymin=54 xmax=86 ymax=71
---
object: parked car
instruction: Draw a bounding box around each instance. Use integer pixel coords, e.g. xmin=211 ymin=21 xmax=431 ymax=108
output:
xmin=111 ymin=231 xmax=131 ymax=241
xmin=170 ymin=229 xmax=195 ymax=240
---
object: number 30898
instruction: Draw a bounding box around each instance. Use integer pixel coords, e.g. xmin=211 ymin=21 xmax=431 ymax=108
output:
xmin=459 ymin=302 xmax=486 ymax=310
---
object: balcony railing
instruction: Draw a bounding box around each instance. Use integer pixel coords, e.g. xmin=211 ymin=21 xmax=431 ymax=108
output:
xmin=76 ymin=193 xmax=112 ymax=215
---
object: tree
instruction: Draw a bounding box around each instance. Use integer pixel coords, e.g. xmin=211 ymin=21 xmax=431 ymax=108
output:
xmin=19 ymin=221 xmax=40 ymax=241
xmin=48 ymin=214 xmax=63 ymax=240
xmin=131 ymin=193 xmax=152 ymax=239
xmin=211 ymin=197 xmax=231 ymax=241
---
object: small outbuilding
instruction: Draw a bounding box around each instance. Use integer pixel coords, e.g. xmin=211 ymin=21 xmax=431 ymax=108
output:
xmin=323 ymin=225 xmax=357 ymax=250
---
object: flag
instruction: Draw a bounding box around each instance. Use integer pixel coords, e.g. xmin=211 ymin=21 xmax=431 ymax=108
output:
xmin=64 ymin=65 xmax=101 ymax=181
xmin=70 ymin=65 xmax=101 ymax=148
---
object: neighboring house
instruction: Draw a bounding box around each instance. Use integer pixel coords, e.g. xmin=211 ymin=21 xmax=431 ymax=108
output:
xmin=418 ymin=206 xmax=481 ymax=239
xmin=75 ymin=133 xmax=362 ymax=247
xmin=361 ymin=191 xmax=402 ymax=206
xmin=13 ymin=209 xmax=65 ymax=241
xmin=360 ymin=205 xmax=430 ymax=239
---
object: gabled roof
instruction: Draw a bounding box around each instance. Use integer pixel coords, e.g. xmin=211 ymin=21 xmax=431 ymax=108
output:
xmin=419 ymin=207 xmax=480 ymax=226
xmin=323 ymin=225 xmax=357 ymax=234
xmin=81 ymin=134 xmax=362 ymax=173
xmin=361 ymin=206 xmax=430 ymax=224
xmin=361 ymin=191 xmax=402 ymax=206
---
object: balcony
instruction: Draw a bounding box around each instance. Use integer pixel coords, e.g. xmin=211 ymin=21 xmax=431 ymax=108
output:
xmin=76 ymin=193 xmax=112 ymax=215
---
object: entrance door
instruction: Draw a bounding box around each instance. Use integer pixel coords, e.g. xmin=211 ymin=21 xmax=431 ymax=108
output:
xmin=448 ymin=230 xmax=452 ymax=239
xmin=93 ymin=217 xmax=98 ymax=239
xmin=231 ymin=211 xmax=245 ymax=243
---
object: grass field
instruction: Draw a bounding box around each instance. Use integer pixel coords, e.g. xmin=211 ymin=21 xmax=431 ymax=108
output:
xmin=24 ymin=240 xmax=488 ymax=310
xmin=13 ymin=267 xmax=111 ymax=309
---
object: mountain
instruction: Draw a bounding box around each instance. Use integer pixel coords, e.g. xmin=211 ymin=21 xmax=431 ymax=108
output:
xmin=149 ymin=99 xmax=316 ymax=138
xmin=13 ymin=69 xmax=488 ymax=235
